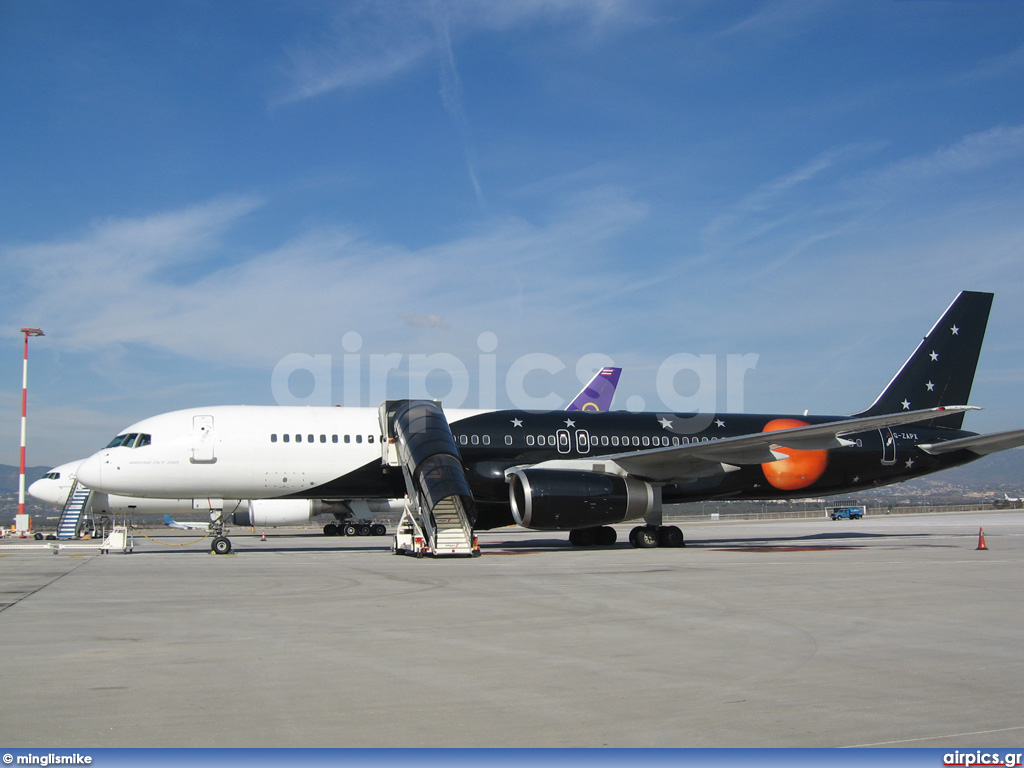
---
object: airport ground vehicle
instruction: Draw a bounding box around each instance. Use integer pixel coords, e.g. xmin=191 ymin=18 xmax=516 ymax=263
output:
xmin=829 ymin=506 xmax=864 ymax=520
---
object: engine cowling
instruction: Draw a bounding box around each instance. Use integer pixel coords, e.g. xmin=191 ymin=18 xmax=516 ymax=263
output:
xmin=507 ymin=469 xmax=656 ymax=530
xmin=233 ymin=499 xmax=324 ymax=527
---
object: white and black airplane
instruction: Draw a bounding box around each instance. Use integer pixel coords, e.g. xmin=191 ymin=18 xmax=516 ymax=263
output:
xmin=73 ymin=292 xmax=1024 ymax=555
xmin=30 ymin=367 xmax=622 ymax=538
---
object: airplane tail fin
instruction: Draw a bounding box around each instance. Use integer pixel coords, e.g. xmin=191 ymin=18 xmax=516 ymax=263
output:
xmin=852 ymin=291 xmax=993 ymax=429
xmin=566 ymin=367 xmax=622 ymax=411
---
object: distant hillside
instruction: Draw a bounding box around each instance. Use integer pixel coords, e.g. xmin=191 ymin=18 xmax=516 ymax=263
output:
xmin=0 ymin=465 xmax=50 ymax=494
xmin=909 ymin=447 xmax=1024 ymax=490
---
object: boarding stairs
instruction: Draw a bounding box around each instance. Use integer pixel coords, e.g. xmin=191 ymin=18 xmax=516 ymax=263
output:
xmin=380 ymin=400 xmax=479 ymax=557
xmin=57 ymin=480 xmax=92 ymax=540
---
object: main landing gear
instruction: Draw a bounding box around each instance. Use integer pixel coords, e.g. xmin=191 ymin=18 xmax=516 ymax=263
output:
xmin=567 ymin=525 xmax=685 ymax=548
xmin=322 ymin=522 xmax=388 ymax=537
xmin=629 ymin=525 xmax=685 ymax=549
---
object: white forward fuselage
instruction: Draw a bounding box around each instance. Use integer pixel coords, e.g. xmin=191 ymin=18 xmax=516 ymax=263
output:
xmin=75 ymin=405 xmax=483 ymax=500
xmin=28 ymin=459 xmax=207 ymax=516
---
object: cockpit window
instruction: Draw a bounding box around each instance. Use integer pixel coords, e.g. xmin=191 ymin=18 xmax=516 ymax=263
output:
xmin=44 ymin=472 xmax=60 ymax=480
xmin=105 ymin=433 xmax=152 ymax=448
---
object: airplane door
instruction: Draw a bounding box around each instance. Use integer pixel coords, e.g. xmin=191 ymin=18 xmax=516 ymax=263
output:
xmin=575 ymin=429 xmax=591 ymax=455
xmin=192 ymin=415 xmax=216 ymax=464
xmin=879 ymin=428 xmax=896 ymax=466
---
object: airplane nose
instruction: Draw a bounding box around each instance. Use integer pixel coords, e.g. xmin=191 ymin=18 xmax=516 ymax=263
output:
xmin=27 ymin=477 xmax=59 ymax=505
xmin=76 ymin=454 xmax=104 ymax=491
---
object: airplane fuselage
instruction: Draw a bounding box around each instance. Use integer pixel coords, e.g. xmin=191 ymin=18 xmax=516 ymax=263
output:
xmin=76 ymin=404 xmax=980 ymax=530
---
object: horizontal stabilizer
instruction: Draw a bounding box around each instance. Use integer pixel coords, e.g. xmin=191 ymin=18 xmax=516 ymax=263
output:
xmin=918 ymin=427 xmax=1024 ymax=457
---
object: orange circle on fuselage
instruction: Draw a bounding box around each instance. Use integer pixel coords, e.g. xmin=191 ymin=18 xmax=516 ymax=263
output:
xmin=760 ymin=418 xmax=828 ymax=491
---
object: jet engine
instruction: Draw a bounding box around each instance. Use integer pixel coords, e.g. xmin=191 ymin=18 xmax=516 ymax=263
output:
xmin=233 ymin=499 xmax=327 ymax=527
xmin=507 ymin=468 xmax=656 ymax=530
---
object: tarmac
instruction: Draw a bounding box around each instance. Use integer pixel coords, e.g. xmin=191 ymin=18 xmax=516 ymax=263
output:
xmin=0 ymin=510 xmax=1021 ymax=748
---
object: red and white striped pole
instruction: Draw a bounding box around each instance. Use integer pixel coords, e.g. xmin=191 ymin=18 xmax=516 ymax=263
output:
xmin=17 ymin=327 xmax=44 ymax=533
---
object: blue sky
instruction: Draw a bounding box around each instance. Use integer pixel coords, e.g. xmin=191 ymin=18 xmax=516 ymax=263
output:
xmin=3 ymin=0 xmax=1024 ymax=466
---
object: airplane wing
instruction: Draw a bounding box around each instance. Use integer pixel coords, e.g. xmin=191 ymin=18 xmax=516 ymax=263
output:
xmin=918 ymin=427 xmax=1024 ymax=456
xmin=522 ymin=406 xmax=977 ymax=483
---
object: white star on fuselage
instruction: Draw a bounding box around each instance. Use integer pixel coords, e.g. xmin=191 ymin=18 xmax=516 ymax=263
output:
xmin=714 ymin=419 xmax=726 ymax=428
xmin=901 ymin=399 xmax=911 ymax=410
xmin=929 ymin=351 xmax=939 ymax=361
xmin=564 ymin=418 xmax=576 ymax=428
xmin=658 ymin=417 xmax=673 ymax=429
xmin=951 ymin=325 xmax=960 ymax=335
xmin=926 ymin=381 xmax=935 ymax=391
xmin=511 ymin=418 xmax=523 ymax=428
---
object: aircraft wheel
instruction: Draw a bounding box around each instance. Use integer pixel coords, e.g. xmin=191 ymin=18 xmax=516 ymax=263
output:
xmin=343 ymin=524 xmax=357 ymax=536
xmin=211 ymin=536 xmax=232 ymax=555
xmin=371 ymin=524 xmax=387 ymax=536
xmin=597 ymin=526 xmax=617 ymax=546
xmin=569 ymin=528 xmax=598 ymax=547
xmin=357 ymin=524 xmax=371 ymax=536
xmin=631 ymin=526 xmax=658 ymax=549
xmin=324 ymin=523 xmax=337 ymax=536
xmin=658 ymin=525 xmax=685 ymax=548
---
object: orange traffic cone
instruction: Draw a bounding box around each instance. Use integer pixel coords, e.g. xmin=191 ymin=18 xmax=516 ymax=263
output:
xmin=977 ymin=527 xmax=988 ymax=550
xmin=261 ymin=531 xmax=267 ymax=542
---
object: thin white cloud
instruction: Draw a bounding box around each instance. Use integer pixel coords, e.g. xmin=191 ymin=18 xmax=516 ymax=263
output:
xmin=955 ymin=41 xmax=1024 ymax=84
xmin=276 ymin=0 xmax=651 ymax=104
xmin=8 ymin=195 xmax=262 ymax=290
xmin=701 ymin=144 xmax=873 ymax=254
xmin=1 ymin=187 xmax=648 ymax=370
xmin=866 ymin=124 xmax=1024 ymax=188
xmin=432 ymin=1 xmax=486 ymax=212
xmin=714 ymin=0 xmax=838 ymax=42
xmin=403 ymin=313 xmax=448 ymax=328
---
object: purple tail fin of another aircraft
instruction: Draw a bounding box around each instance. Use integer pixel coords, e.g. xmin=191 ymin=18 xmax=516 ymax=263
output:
xmin=566 ymin=367 xmax=622 ymax=412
